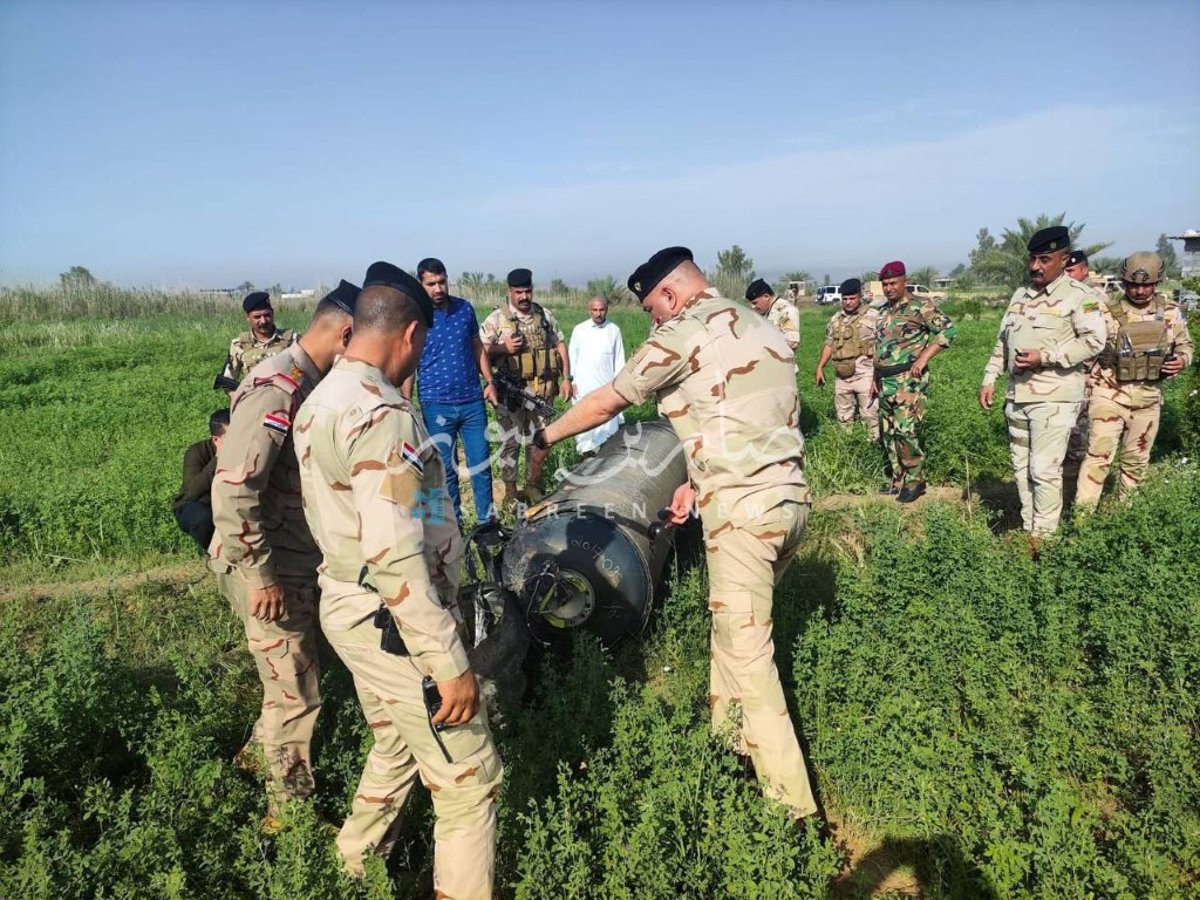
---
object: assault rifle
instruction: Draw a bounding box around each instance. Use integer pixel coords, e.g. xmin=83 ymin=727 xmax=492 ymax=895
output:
xmin=213 ymin=355 xmax=239 ymax=392
xmin=493 ymin=372 xmax=558 ymax=419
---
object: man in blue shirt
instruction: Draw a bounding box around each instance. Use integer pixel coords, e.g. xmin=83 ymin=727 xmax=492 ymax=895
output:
xmin=401 ymin=258 xmax=498 ymax=525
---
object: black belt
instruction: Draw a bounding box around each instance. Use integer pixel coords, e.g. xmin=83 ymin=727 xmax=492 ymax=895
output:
xmin=874 ymin=361 xmax=914 ymax=380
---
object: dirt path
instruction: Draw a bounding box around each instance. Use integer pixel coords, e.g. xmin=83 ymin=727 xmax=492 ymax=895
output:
xmin=0 ymin=558 xmax=209 ymax=604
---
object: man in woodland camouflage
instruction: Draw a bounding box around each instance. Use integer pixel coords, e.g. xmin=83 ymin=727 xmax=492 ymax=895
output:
xmin=531 ymin=247 xmax=820 ymax=822
xmin=219 ymin=291 xmax=299 ymax=387
xmin=1076 ymin=252 xmax=1193 ymax=507
xmin=746 ymin=277 xmax=801 ymax=351
xmin=295 ymin=262 xmax=501 ymax=896
xmin=979 ymin=226 xmax=1106 ymax=539
xmin=873 ymin=260 xmax=956 ymax=502
xmin=815 ymin=278 xmax=879 ymax=440
xmin=208 ymin=280 xmax=358 ymax=819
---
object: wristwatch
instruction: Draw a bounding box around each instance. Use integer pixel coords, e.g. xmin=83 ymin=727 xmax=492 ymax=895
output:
xmin=566 ymin=375 xmax=575 ymax=382
xmin=532 ymin=429 xmax=548 ymax=450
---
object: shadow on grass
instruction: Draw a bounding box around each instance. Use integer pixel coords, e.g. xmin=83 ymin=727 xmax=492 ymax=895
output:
xmin=834 ymin=833 xmax=998 ymax=899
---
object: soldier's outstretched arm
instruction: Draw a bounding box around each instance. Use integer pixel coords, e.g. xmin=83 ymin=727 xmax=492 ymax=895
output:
xmin=1047 ymin=297 xmax=1107 ymax=368
xmin=348 ymin=409 xmax=470 ymax=684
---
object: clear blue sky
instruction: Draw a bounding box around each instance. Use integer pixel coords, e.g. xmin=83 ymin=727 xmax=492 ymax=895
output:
xmin=2 ymin=0 xmax=1197 ymax=288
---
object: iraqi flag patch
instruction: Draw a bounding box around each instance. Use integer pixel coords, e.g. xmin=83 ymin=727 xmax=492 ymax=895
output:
xmin=400 ymin=441 xmax=424 ymax=475
xmin=263 ymin=412 xmax=291 ymax=435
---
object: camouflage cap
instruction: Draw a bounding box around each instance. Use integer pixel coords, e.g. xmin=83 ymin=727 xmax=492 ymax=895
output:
xmin=1120 ymin=252 xmax=1163 ymax=285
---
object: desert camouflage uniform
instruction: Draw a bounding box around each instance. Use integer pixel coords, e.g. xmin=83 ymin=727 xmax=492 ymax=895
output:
xmin=221 ymin=328 xmax=298 ymax=384
xmin=1064 ymin=279 xmax=1109 ymax=466
xmin=479 ymin=303 xmax=564 ymax=484
xmin=209 ymin=345 xmax=324 ymax=811
xmin=875 ymin=294 xmax=956 ymax=487
xmin=1076 ymin=295 xmax=1193 ymax=507
xmin=294 ymin=358 xmax=502 ymax=895
xmin=766 ymin=296 xmax=801 ymax=351
xmin=982 ymin=274 xmax=1106 ymax=535
xmin=612 ymin=288 xmax=817 ymax=819
xmin=824 ymin=306 xmax=879 ymax=439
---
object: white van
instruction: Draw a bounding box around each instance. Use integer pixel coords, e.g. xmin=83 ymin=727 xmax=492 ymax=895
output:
xmin=815 ymin=285 xmax=842 ymax=305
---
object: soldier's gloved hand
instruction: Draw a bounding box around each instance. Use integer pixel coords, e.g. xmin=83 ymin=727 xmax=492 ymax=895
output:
xmin=815 ymin=369 xmax=826 ymax=387
xmin=433 ymin=669 xmax=480 ymax=727
xmin=667 ymin=482 xmax=697 ymax=525
xmin=249 ymin=583 xmax=286 ymax=622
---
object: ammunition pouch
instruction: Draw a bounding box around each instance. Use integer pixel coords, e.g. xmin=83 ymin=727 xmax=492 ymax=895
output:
xmin=1101 ymin=299 xmax=1171 ymax=383
xmin=831 ymin=315 xmax=871 ymax=378
xmin=498 ymin=303 xmax=562 ymax=383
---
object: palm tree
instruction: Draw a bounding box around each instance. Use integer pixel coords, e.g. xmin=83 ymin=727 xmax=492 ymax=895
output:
xmin=586 ymin=276 xmax=631 ymax=304
xmin=972 ymin=213 xmax=1111 ymax=291
xmin=909 ymin=266 xmax=941 ymax=289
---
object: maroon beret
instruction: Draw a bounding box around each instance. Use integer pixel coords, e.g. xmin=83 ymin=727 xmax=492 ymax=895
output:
xmin=879 ymin=260 xmax=906 ymax=279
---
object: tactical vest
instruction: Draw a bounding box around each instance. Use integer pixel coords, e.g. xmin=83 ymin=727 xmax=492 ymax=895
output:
xmin=1099 ymin=298 xmax=1171 ymax=382
xmin=238 ymin=329 xmax=294 ymax=373
xmin=831 ymin=312 xmax=872 ymax=377
xmin=497 ymin=303 xmax=562 ymax=385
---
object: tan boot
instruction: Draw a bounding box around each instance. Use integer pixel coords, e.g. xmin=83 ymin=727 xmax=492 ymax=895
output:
xmin=501 ymin=481 xmax=519 ymax=515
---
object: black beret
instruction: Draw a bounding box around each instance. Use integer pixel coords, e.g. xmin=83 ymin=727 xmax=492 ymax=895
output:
xmin=1065 ymin=250 xmax=1088 ymax=267
xmin=745 ymin=278 xmax=773 ymax=302
xmin=506 ymin=268 xmax=532 ymax=288
xmin=321 ymin=279 xmax=360 ymax=316
xmin=1028 ymin=226 xmax=1071 ymax=254
xmin=362 ymin=261 xmax=433 ymax=327
xmin=242 ymin=291 xmax=271 ymax=313
xmin=627 ymin=246 xmax=694 ymax=301
xmin=840 ymin=278 xmax=862 ymax=295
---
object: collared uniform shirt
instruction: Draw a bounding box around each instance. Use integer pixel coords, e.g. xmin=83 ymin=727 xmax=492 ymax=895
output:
xmin=982 ymin=273 xmax=1107 ymax=403
xmin=766 ymin=297 xmax=801 ymax=351
xmin=209 ymin=345 xmax=323 ymax=587
xmin=416 ymin=296 xmax=484 ymax=405
xmin=875 ymin=294 xmax=956 ymax=367
xmin=612 ymin=289 xmax=811 ymax=528
xmin=294 ymin=358 xmax=468 ymax=682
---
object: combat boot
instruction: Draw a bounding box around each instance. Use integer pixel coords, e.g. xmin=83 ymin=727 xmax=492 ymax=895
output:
xmin=897 ymin=482 xmax=926 ymax=503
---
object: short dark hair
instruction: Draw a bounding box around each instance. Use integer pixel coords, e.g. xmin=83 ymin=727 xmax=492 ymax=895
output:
xmin=209 ymin=408 xmax=231 ymax=436
xmin=354 ymin=285 xmax=425 ymax=333
xmin=313 ymin=296 xmax=353 ymax=322
xmin=417 ymin=258 xmax=447 ymax=278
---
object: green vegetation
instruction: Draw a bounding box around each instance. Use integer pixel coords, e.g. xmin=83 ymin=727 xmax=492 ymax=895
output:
xmin=1 ymin=287 xmax=1197 ymax=897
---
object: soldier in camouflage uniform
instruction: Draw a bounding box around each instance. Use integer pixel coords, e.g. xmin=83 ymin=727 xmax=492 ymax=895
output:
xmin=219 ymin=291 xmax=299 ymax=386
xmin=815 ymin=278 xmax=879 ymax=440
xmin=209 ymin=280 xmax=358 ymax=819
xmin=746 ymin=278 xmax=800 ymax=351
xmin=531 ymin=247 xmax=819 ymax=820
xmin=479 ymin=268 xmax=571 ymax=509
xmin=872 ymin=260 xmax=956 ymax=502
xmin=979 ymin=227 xmax=1106 ymax=538
xmin=1076 ymin=252 xmax=1194 ymax=508
xmin=294 ymin=262 xmax=501 ymax=895
xmin=1061 ymin=249 xmax=1109 ymax=479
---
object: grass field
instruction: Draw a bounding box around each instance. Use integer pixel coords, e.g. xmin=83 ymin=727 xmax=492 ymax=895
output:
xmin=1 ymin=289 xmax=1198 ymax=898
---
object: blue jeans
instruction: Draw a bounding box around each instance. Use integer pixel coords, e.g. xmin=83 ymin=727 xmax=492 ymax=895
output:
xmin=420 ymin=399 xmax=495 ymax=525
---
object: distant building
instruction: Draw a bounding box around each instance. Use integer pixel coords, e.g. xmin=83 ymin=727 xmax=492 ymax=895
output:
xmin=1168 ymin=230 xmax=1200 ymax=277
xmin=281 ymin=289 xmax=316 ymax=300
